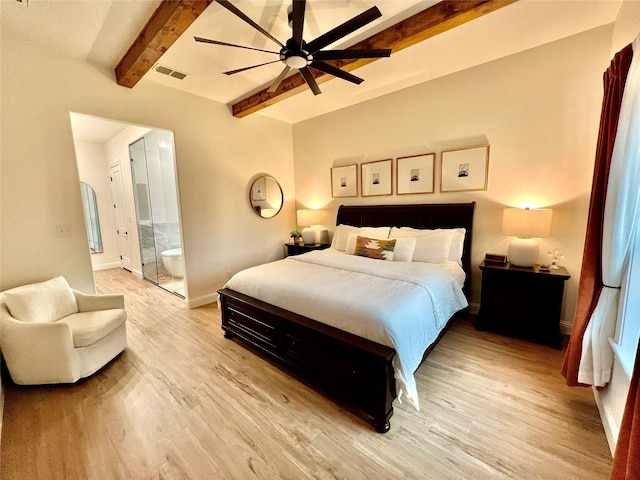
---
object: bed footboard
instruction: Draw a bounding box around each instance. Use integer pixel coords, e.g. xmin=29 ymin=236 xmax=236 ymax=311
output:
xmin=218 ymin=288 xmax=396 ymax=433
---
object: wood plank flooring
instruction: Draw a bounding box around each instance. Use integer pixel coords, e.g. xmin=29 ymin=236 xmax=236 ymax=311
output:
xmin=1 ymin=268 xmax=611 ymax=479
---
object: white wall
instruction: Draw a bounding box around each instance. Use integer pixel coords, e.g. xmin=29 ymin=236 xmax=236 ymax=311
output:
xmin=0 ymin=20 xmax=294 ymax=306
xmin=293 ymin=26 xmax=613 ymax=325
xmin=74 ymin=140 xmax=120 ymax=270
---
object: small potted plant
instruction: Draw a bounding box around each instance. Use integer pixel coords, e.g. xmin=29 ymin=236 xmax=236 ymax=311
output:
xmin=290 ymin=230 xmax=302 ymax=245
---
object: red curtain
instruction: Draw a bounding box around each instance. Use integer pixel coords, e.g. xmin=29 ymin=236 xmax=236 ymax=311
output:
xmin=561 ymin=43 xmax=633 ymax=386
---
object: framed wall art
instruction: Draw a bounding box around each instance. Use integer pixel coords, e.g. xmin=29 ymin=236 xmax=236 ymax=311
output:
xmin=331 ymin=164 xmax=358 ymax=198
xmin=361 ymin=159 xmax=392 ymax=197
xmin=440 ymin=144 xmax=490 ymax=192
xmin=396 ymin=153 xmax=435 ymax=195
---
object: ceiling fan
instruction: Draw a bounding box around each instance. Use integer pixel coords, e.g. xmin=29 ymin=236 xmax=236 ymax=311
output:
xmin=195 ymin=0 xmax=392 ymax=95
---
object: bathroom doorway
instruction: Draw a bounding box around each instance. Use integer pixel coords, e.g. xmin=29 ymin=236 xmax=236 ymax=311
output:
xmin=70 ymin=112 xmax=186 ymax=301
xmin=129 ymin=132 xmax=185 ymax=297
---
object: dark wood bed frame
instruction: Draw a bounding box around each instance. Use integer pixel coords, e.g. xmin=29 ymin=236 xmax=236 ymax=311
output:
xmin=218 ymin=202 xmax=475 ymax=433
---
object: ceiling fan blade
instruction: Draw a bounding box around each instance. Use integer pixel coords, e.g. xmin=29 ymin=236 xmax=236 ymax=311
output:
xmin=223 ymin=60 xmax=282 ymax=76
xmin=215 ymin=0 xmax=284 ymax=48
xmin=194 ymin=37 xmax=280 ymax=55
xmin=292 ymin=0 xmax=306 ymax=47
xmin=310 ymin=62 xmax=363 ymax=85
xmin=299 ymin=67 xmax=321 ymax=95
xmin=313 ymin=48 xmax=391 ymax=61
xmin=305 ymin=6 xmax=382 ymax=53
xmin=268 ymin=66 xmax=291 ymax=93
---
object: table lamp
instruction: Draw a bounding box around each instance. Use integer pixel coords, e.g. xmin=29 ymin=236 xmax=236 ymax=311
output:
xmin=502 ymin=207 xmax=552 ymax=267
xmin=297 ymin=209 xmax=319 ymax=245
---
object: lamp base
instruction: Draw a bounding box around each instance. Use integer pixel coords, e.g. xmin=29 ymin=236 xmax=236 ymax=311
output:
xmin=508 ymin=237 xmax=539 ymax=267
xmin=301 ymin=227 xmax=316 ymax=245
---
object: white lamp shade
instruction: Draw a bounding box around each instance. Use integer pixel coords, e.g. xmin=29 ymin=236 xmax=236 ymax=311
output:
xmin=296 ymin=209 xmax=319 ymax=227
xmin=502 ymin=207 xmax=552 ymax=267
xmin=502 ymin=208 xmax=552 ymax=238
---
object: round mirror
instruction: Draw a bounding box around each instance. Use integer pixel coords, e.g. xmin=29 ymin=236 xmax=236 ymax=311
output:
xmin=249 ymin=175 xmax=283 ymax=218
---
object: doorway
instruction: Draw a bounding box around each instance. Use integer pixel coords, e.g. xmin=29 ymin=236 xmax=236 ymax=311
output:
xmin=70 ymin=112 xmax=186 ymax=300
xmin=109 ymin=163 xmax=132 ymax=271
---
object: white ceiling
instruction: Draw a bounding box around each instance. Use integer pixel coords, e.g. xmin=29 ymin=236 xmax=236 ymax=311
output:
xmin=150 ymin=0 xmax=622 ymax=123
xmin=69 ymin=113 xmax=128 ymax=144
xmin=1 ymin=0 xmax=623 ymax=128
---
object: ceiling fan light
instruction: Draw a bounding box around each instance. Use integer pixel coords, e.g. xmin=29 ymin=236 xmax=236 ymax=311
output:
xmin=206 ymin=1 xmax=390 ymax=97
xmin=285 ymin=55 xmax=307 ymax=69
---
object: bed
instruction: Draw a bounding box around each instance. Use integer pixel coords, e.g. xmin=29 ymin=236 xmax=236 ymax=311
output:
xmin=218 ymin=202 xmax=475 ymax=432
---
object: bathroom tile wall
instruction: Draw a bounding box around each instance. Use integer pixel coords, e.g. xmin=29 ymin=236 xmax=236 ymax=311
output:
xmin=139 ymin=222 xmax=181 ymax=279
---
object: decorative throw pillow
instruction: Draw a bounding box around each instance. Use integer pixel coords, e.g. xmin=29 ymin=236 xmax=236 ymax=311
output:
xmin=353 ymin=236 xmax=396 ymax=261
xmin=3 ymin=276 xmax=78 ymax=323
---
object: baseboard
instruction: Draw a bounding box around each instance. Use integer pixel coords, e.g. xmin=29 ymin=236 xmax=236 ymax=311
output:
xmin=468 ymin=302 xmax=480 ymax=315
xmin=187 ymin=292 xmax=218 ymax=309
xmin=92 ymin=264 xmax=143 ymax=278
xmin=130 ymin=268 xmax=143 ymax=279
xmin=560 ymin=319 xmax=573 ymax=335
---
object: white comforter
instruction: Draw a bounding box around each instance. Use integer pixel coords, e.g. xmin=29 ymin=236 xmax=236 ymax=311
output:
xmin=223 ymin=249 xmax=468 ymax=410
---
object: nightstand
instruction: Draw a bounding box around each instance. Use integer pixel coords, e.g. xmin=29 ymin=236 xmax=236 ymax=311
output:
xmin=285 ymin=243 xmax=330 ymax=256
xmin=476 ymin=261 xmax=570 ymax=349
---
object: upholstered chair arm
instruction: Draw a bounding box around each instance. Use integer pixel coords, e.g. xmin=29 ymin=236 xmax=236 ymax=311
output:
xmin=73 ymin=290 xmax=125 ymax=312
xmin=0 ymin=309 xmax=80 ymax=384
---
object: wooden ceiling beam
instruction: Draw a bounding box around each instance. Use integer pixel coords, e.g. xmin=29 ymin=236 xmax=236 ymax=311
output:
xmin=115 ymin=0 xmax=213 ymax=88
xmin=231 ymin=0 xmax=518 ymax=118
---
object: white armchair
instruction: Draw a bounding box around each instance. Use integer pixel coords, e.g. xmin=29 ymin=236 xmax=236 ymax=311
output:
xmin=0 ymin=276 xmax=127 ymax=385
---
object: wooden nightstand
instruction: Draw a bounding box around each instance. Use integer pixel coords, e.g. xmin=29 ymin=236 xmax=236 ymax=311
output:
xmin=476 ymin=261 xmax=570 ymax=349
xmin=285 ymin=243 xmax=330 ymax=256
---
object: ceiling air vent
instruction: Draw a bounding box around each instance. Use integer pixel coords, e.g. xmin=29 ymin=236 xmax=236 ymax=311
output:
xmin=154 ymin=65 xmax=188 ymax=80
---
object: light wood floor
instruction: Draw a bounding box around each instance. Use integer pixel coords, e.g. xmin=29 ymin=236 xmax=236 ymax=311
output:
xmin=1 ymin=268 xmax=611 ymax=479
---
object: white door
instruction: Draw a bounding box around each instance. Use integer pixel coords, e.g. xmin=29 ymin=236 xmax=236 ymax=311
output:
xmin=109 ymin=163 xmax=132 ymax=271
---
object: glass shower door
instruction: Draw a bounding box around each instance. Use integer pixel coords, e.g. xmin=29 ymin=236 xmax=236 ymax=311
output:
xmin=129 ymin=137 xmax=159 ymax=284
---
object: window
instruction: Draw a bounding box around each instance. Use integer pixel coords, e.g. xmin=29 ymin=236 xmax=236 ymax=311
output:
xmin=612 ymin=224 xmax=640 ymax=378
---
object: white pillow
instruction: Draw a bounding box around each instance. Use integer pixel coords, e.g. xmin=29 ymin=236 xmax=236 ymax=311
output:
xmin=331 ymin=225 xmax=390 ymax=251
xmin=3 ymin=276 xmax=78 ymax=323
xmin=390 ymin=227 xmax=465 ymax=264
xmin=390 ymin=237 xmax=417 ymax=262
xmin=344 ymin=233 xmax=359 ymax=254
xmin=346 ymin=234 xmax=416 ymax=261
xmin=390 ymin=227 xmax=454 ymax=264
xmin=449 ymin=228 xmax=466 ymax=264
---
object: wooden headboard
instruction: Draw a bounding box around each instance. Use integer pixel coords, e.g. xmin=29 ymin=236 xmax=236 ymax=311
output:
xmin=336 ymin=203 xmax=476 ymax=296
